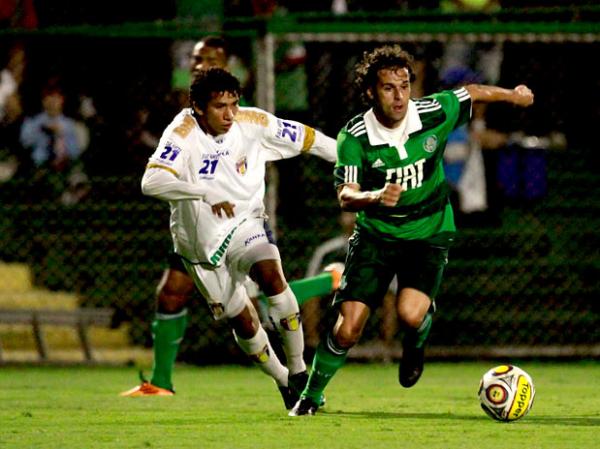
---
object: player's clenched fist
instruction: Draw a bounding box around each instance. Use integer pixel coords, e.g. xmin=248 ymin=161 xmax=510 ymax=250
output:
xmin=378 ymin=182 xmax=403 ymax=207
xmin=512 ymin=85 xmax=534 ymax=107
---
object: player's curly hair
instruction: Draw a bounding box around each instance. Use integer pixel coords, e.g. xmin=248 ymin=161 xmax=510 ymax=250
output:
xmin=354 ymin=45 xmax=416 ymax=105
xmin=189 ymin=67 xmax=241 ymax=110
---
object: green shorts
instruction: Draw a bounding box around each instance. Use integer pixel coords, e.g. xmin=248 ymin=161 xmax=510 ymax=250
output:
xmin=333 ymin=231 xmax=449 ymax=309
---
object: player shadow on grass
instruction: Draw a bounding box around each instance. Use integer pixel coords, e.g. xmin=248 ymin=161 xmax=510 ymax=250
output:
xmin=326 ymin=412 xmax=600 ymax=427
xmin=323 ymin=411 xmax=481 ymax=421
xmin=523 ymin=417 xmax=600 ymax=427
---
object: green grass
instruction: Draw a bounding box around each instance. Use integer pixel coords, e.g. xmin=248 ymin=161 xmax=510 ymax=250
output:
xmin=1 ymin=362 xmax=598 ymax=449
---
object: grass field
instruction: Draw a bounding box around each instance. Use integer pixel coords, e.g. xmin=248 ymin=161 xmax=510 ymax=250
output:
xmin=1 ymin=361 xmax=598 ymax=449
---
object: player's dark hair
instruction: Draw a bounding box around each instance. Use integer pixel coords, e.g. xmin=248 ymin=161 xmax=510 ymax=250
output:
xmin=355 ymin=45 xmax=416 ymax=105
xmin=200 ymin=35 xmax=229 ymax=58
xmin=189 ymin=67 xmax=241 ymax=110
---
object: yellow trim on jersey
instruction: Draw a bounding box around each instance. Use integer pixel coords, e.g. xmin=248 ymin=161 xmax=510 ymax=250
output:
xmin=173 ymin=115 xmax=196 ymax=138
xmin=301 ymin=125 xmax=316 ymax=153
xmin=235 ymin=110 xmax=269 ymax=127
xmin=146 ymin=163 xmax=179 ymax=177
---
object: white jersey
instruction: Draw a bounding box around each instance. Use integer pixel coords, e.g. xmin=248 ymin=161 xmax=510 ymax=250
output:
xmin=142 ymin=106 xmax=336 ymax=266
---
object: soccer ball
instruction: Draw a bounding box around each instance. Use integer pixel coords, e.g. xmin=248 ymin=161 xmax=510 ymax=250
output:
xmin=478 ymin=365 xmax=535 ymax=422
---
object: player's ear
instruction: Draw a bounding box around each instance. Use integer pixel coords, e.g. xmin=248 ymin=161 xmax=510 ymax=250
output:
xmin=192 ymin=103 xmax=204 ymax=115
xmin=366 ymin=88 xmax=374 ymax=101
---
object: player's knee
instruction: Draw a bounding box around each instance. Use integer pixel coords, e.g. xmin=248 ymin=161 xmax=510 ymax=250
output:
xmin=399 ymin=309 xmax=427 ymax=330
xmin=157 ymin=289 xmax=190 ymax=314
xmin=250 ymin=262 xmax=286 ymax=296
xmin=156 ymin=270 xmax=195 ymax=313
xmin=229 ymin=310 xmax=259 ymax=339
xmin=335 ymin=323 xmax=363 ymax=349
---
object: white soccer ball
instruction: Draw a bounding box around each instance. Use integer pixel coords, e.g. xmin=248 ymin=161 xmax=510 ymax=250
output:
xmin=478 ymin=364 xmax=535 ymax=422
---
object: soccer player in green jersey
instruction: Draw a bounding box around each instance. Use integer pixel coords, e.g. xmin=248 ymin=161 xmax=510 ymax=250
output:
xmin=290 ymin=45 xmax=534 ymax=416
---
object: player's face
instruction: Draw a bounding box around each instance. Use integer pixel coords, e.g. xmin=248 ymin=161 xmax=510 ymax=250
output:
xmin=190 ymin=43 xmax=227 ymax=72
xmin=196 ymin=91 xmax=239 ymax=136
xmin=371 ymin=67 xmax=411 ymax=128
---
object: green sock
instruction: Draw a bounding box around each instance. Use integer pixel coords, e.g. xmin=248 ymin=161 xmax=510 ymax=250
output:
xmin=404 ymin=312 xmax=432 ymax=349
xmin=302 ymin=333 xmax=348 ymax=403
xmin=258 ymin=272 xmax=334 ymax=307
xmin=150 ymin=310 xmax=188 ymax=390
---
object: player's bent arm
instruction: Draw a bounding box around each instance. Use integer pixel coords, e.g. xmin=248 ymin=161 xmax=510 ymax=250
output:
xmin=337 ymin=182 xmax=402 ymax=211
xmin=141 ymin=166 xmax=207 ymax=201
xmin=465 ymin=84 xmax=534 ymax=108
xmin=307 ymin=130 xmax=337 ymax=163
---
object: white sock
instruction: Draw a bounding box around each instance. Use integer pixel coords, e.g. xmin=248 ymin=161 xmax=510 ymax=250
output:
xmin=267 ymin=286 xmax=306 ymax=375
xmin=233 ymin=326 xmax=288 ymax=386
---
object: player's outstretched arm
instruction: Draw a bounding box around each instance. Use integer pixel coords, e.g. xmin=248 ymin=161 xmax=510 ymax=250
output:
xmin=306 ymin=129 xmax=337 ymax=162
xmin=465 ymin=84 xmax=534 ymax=108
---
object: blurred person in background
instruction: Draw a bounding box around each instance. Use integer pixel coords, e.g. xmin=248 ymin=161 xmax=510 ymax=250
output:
xmin=290 ymin=44 xmax=534 ymax=416
xmin=19 ymin=82 xmax=89 ymax=203
xmin=439 ymin=67 xmax=490 ymax=226
xmin=0 ymin=90 xmax=26 ymax=182
xmin=0 ymin=43 xmax=28 ymax=182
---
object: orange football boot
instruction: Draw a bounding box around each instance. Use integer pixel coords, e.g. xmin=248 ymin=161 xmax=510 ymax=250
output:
xmin=120 ymin=381 xmax=174 ymax=397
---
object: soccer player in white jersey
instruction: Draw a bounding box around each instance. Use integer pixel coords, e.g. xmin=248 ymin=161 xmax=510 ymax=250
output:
xmin=135 ymin=67 xmax=336 ymax=408
xmin=120 ymin=37 xmax=341 ymax=401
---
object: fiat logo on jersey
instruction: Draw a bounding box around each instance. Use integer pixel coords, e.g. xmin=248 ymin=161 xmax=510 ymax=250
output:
xmin=423 ymin=135 xmax=438 ymax=153
xmin=236 ymin=156 xmax=247 ymax=175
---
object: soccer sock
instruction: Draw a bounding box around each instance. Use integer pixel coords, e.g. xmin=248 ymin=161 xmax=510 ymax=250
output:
xmin=257 ymin=272 xmax=337 ymax=307
xmin=234 ymin=326 xmax=288 ymax=386
xmin=288 ymin=272 xmax=336 ymax=306
xmin=404 ymin=312 xmax=433 ymax=349
xmin=150 ymin=309 xmax=188 ymax=390
xmin=302 ymin=331 xmax=348 ymax=403
xmin=267 ymin=286 xmax=307 ymax=376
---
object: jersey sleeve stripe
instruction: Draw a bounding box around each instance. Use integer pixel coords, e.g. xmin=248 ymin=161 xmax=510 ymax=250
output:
xmin=415 ymin=103 xmax=442 ymax=113
xmin=344 ymin=165 xmax=358 ymax=184
xmin=453 ymin=87 xmax=470 ymax=101
xmin=348 ymin=121 xmax=365 ymax=134
xmin=146 ymin=163 xmax=179 ymax=176
xmin=301 ymin=125 xmax=316 ymax=152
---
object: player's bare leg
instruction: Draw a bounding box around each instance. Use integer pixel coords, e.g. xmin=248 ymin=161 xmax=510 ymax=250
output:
xmin=290 ymin=301 xmax=369 ymax=416
xmin=397 ymin=288 xmax=432 ymax=388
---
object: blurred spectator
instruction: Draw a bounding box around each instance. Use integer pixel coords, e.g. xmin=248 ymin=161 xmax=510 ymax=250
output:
xmin=0 ymin=43 xmax=29 ymax=182
xmin=0 ymin=91 xmax=27 ymax=182
xmin=19 ymin=83 xmax=90 ymax=203
xmin=439 ymin=0 xmax=503 ymax=86
xmin=0 ymin=42 xmax=26 ymax=121
xmin=440 ymin=67 xmax=490 ymax=225
xmin=436 ymin=0 xmax=504 ymax=223
xmin=0 ymin=0 xmax=38 ymax=29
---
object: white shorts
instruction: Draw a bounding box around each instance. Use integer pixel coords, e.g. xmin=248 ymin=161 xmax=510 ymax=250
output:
xmin=183 ymin=217 xmax=280 ymax=320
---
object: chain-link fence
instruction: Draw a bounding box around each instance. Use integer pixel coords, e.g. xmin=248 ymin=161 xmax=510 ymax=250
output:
xmin=1 ymin=9 xmax=599 ymax=362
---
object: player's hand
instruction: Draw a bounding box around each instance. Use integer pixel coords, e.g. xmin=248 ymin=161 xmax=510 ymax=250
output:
xmin=377 ymin=183 xmax=403 ymax=207
xmin=211 ymin=201 xmax=236 ymax=218
xmin=512 ymin=85 xmax=534 ymax=107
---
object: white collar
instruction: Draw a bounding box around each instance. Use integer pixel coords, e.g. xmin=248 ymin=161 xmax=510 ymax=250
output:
xmin=363 ymin=100 xmax=422 ymax=148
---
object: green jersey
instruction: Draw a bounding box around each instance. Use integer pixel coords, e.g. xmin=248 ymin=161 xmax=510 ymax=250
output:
xmin=334 ymin=87 xmax=472 ymax=244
